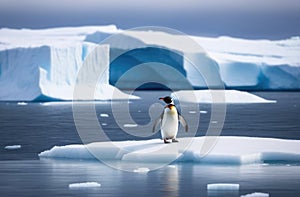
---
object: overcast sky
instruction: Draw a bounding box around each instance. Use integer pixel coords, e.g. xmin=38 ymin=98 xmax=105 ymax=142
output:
xmin=0 ymin=0 xmax=299 ymax=39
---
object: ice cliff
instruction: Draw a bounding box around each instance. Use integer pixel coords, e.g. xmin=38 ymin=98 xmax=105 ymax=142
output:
xmin=0 ymin=25 xmax=299 ymax=101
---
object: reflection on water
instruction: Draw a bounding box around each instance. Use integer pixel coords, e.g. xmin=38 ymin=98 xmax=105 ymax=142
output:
xmin=160 ymin=166 xmax=179 ymax=197
xmin=0 ymin=160 xmax=300 ymax=196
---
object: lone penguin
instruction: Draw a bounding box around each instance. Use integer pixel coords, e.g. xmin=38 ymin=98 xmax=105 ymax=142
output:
xmin=152 ymin=96 xmax=188 ymax=143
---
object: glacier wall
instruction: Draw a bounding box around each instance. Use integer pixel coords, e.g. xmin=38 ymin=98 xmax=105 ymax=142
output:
xmin=0 ymin=43 xmax=111 ymax=101
xmin=0 ymin=26 xmax=299 ymax=101
xmin=86 ymin=29 xmax=300 ymax=90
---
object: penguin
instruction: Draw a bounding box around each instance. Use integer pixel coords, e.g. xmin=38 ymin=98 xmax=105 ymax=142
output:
xmin=152 ymin=96 xmax=188 ymax=143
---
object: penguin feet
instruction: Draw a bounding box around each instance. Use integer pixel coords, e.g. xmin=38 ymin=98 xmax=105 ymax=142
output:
xmin=164 ymin=139 xmax=171 ymax=144
xmin=172 ymin=139 xmax=179 ymax=143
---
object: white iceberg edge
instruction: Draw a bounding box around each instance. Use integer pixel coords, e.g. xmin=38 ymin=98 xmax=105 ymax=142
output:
xmin=39 ymin=136 xmax=300 ymax=165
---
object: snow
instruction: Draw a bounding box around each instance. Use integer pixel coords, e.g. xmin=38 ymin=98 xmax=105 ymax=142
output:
xmin=1 ymin=25 xmax=300 ymax=101
xmin=241 ymin=192 xmax=269 ymax=197
xmin=68 ymin=182 xmax=101 ymax=189
xmin=172 ymin=90 xmax=276 ymax=103
xmin=39 ymin=136 xmax=300 ymax=165
xmin=4 ymin=145 xmax=21 ymax=150
xmin=207 ymin=183 xmax=239 ymax=190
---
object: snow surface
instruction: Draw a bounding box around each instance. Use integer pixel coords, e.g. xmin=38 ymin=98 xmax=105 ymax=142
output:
xmin=68 ymin=182 xmax=101 ymax=189
xmin=172 ymin=90 xmax=276 ymax=103
xmin=4 ymin=145 xmax=21 ymax=150
xmin=39 ymin=137 xmax=300 ymax=165
xmin=207 ymin=183 xmax=239 ymax=190
xmin=241 ymin=192 xmax=269 ymax=197
xmin=1 ymin=26 xmax=299 ymax=101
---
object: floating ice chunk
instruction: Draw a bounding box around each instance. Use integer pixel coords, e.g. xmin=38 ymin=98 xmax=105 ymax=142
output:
xmin=68 ymin=182 xmax=101 ymax=189
xmin=200 ymin=110 xmax=207 ymax=114
xmin=17 ymin=102 xmax=27 ymax=105
xmin=241 ymin=192 xmax=269 ymax=197
xmin=101 ymin=123 xmax=108 ymax=126
xmin=172 ymin=90 xmax=276 ymax=103
xmin=123 ymin=124 xmax=138 ymax=128
xmin=5 ymin=145 xmax=21 ymax=150
xmin=189 ymin=111 xmax=197 ymax=114
xmin=133 ymin=167 xmax=150 ymax=173
xmin=207 ymin=183 xmax=239 ymax=190
xmin=39 ymin=137 xmax=300 ymax=165
xmin=211 ymin=121 xmax=218 ymax=124
xmin=100 ymin=113 xmax=109 ymax=118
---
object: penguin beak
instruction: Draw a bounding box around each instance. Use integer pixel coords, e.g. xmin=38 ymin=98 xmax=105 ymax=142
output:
xmin=159 ymin=98 xmax=164 ymax=100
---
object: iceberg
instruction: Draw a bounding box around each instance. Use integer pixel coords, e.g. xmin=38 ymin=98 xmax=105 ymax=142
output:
xmin=1 ymin=25 xmax=300 ymax=101
xmin=193 ymin=36 xmax=300 ymax=90
xmin=0 ymin=26 xmax=136 ymax=101
xmin=39 ymin=136 xmax=300 ymax=165
xmin=172 ymin=90 xmax=276 ymax=103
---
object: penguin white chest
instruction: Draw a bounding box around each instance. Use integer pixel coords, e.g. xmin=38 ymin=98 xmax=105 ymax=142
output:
xmin=161 ymin=107 xmax=178 ymax=139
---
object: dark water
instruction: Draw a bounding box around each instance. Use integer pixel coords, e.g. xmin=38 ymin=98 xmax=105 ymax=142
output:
xmin=0 ymin=91 xmax=300 ymax=196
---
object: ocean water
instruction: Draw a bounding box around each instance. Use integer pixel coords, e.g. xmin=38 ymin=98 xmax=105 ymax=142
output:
xmin=0 ymin=91 xmax=300 ymax=196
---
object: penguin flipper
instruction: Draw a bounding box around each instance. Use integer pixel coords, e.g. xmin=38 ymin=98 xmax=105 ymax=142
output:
xmin=152 ymin=112 xmax=163 ymax=133
xmin=179 ymin=114 xmax=188 ymax=132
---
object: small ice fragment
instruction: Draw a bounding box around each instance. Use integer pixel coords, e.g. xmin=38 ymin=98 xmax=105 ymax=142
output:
xmin=211 ymin=121 xmax=218 ymax=124
xmin=101 ymin=123 xmax=108 ymax=126
xmin=138 ymin=110 xmax=142 ymax=113
xmin=207 ymin=183 xmax=239 ymax=190
xmin=200 ymin=110 xmax=207 ymax=114
xmin=17 ymin=102 xmax=27 ymax=106
xmin=68 ymin=182 xmax=101 ymax=189
xmin=189 ymin=111 xmax=197 ymax=114
xmin=123 ymin=124 xmax=138 ymax=128
xmin=133 ymin=167 xmax=150 ymax=173
xmin=100 ymin=114 xmax=109 ymax=118
xmin=5 ymin=145 xmax=21 ymax=150
xmin=241 ymin=192 xmax=269 ymax=197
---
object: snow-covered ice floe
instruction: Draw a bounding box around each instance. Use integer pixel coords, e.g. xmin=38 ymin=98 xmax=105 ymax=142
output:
xmin=4 ymin=145 xmax=21 ymax=150
xmin=68 ymin=182 xmax=101 ymax=189
xmin=172 ymin=90 xmax=276 ymax=103
xmin=39 ymin=137 xmax=300 ymax=165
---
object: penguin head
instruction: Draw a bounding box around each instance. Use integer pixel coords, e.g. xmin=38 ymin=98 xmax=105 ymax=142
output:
xmin=159 ymin=96 xmax=173 ymax=104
